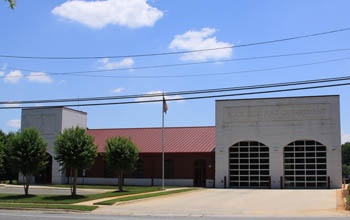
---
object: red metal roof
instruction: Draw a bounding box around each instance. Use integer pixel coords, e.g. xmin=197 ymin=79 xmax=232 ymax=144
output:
xmin=87 ymin=126 xmax=215 ymax=153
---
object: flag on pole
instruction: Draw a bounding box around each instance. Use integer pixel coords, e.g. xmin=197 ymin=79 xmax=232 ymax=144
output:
xmin=163 ymin=94 xmax=168 ymax=114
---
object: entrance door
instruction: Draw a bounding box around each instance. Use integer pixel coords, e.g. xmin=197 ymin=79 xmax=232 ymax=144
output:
xmin=194 ymin=159 xmax=206 ymax=187
xmin=35 ymin=154 xmax=52 ymax=184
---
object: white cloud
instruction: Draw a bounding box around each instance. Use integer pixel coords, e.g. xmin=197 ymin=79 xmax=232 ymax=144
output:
xmin=52 ymin=0 xmax=163 ymax=29
xmin=7 ymin=119 xmax=21 ymax=129
xmin=99 ymin=58 xmax=134 ymax=70
xmin=169 ymin=27 xmax=233 ymax=61
xmin=111 ymin=87 xmax=124 ymax=93
xmin=0 ymin=71 xmax=4 ymax=77
xmin=342 ymin=133 xmax=350 ymax=144
xmin=27 ymin=72 xmax=53 ymax=83
xmin=4 ymin=70 xmax=23 ymax=84
xmin=135 ymin=91 xmax=184 ymax=103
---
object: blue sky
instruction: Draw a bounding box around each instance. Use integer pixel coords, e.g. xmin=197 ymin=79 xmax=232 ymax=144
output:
xmin=0 ymin=0 xmax=349 ymax=143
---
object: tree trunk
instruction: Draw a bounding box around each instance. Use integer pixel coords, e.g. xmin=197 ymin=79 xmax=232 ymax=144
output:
xmin=72 ymin=168 xmax=78 ymax=197
xmin=118 ymin=171 xmax=123 ymax=192
xmin=69 ymin=168 xmax=73 ymax=194
xmin=24 ymin=174 xmax=30 ymax=196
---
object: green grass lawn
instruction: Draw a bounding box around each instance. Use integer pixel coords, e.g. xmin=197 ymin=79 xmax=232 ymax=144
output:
xmin=0 ymin=186 xmax=194 ymax=211
xmin=0 ymin=186 xmax=162 ymax=204
xmin=47 ymin=184 xmax=122 ymax=190
xmin=95 ymin=188 xmax=196 ymax=205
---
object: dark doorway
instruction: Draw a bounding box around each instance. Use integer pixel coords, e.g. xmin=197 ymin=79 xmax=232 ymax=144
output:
xmin=35 ymin=153 xmax=52 ymax=184
xmin=194 ymin=159 xmax=206 ymax=187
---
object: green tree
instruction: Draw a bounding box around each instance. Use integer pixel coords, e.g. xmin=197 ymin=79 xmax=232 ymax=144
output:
xmin=54 ymin=127 xmax=97 ymax=197
xmin=342 ymin=142 xmax=350 ymax=177
xmin=8 ymin=128 xmax=47 ymax=195
xmin=104 ymin=136 xmax=139 ymax=191
xmin=0 ymin=130 xmax=5 ymax=178
xmin=342 ymin=142 xmax=350 ymax=164
xmin=4 ymin=0 xmax=15 ymax=9
xmin=0 ymin=130 xmax=5 ymax=143
xmin=3 ymin=132 xmax=18 ymax=183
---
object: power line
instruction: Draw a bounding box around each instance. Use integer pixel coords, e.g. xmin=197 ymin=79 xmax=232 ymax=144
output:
xmin=2 ymin=57 xmax=350 ymax=80
xmin=65 ymin=57 xmax=350 ymax=79
xmin=1 ymin=82 xmax=348 ymax=110
xmin=1 ymin=75 xmax=349 ymax=105
xmin=4 ymin=48 xmax=350 ymax=78
xmin=0 ymin=28 xmax=349 ymax=60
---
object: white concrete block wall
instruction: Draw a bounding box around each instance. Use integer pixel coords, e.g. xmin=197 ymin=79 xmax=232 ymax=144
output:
xmin=61 ymin=108 xmax=87 ymax=130
xmin=215 ymin=95 xmax=342 ymax=189
xmin=21 ymin=107 xmax=87 ymax=184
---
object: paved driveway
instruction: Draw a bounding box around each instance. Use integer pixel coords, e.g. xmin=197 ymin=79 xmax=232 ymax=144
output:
xmin=94 ymin=188 xmax=345 ymax=217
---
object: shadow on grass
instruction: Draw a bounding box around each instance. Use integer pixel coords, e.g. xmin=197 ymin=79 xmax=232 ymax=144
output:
xmin=0 ymin=194 xmax=89 ymax=204
xmin=0 ymin=194 xmax=36 ymax=200
xmin=41 ymin=195 xmax=87 ymax=201
xmin=112 ymin=190 xmax=129 ymax=193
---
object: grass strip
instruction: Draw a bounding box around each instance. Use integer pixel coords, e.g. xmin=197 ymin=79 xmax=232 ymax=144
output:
xmin=0 ymin=203 xmax=97 ymax=211
xmin=95 ymin=188 xmax=196 ymax=205
xmin=46 ymin=184 xmax=120 ymax=190
xmin=0 ymin=186 xmax=162 ymax=204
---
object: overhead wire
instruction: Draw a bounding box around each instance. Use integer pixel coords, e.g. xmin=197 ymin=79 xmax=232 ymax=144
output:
xmin=1 ymin=75 xmax=349 ymax=106
xmin=0 ymin=28 xmax=349 ymax=60
xmin=2 ymin=56 xmax=350 ymax=80
xmin=3 ymin=48 xmax=350 ymax=77
xmin=1 ymin=82 xmax=349 ymax=110
xmin=62 ymin=57 xmax=350 ymax=79
xmin=1 ymin=28 xmax=349 ymax=109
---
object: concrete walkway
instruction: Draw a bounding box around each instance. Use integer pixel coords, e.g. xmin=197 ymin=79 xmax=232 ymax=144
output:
xmin=93 ymin=188 xmax=349 ymax=217
xmin=0 ymin=184 xmax=111 ymax=195
xmin=75 ymin=187 xmax=186 ymax=206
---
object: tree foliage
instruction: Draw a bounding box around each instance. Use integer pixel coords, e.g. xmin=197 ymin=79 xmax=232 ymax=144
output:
xmin=104 ymin=136 xmax=139 ymax=191
xmin=342 ymin=142 xmax=350 ymax=176
xmin=8 ymin=128 xmax=47 ymax=195
xmin=4 ymin=0 xmax=15 ymax=9
xmin=0 ymin=130 xmax=5 ymax=176
xmin=0 ymin=132 xmax=17 ymax=183
xmin=54 ymin=127 xmax=97 ymax=197
xmin=342 ymin=142 xmax=350 ymax=164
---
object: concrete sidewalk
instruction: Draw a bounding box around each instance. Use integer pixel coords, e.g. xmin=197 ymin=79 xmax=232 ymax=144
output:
xmin=0 ymin=184 xmax=111 ymax=195
xmin=93 ymin=188 xmax=349 ymax=217
xmin=75 ymin=187 xmax=187 ymax=206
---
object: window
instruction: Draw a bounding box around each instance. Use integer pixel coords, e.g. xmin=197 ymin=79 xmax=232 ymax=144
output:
xmin=133 ymin=159 xmax=144 ymax=178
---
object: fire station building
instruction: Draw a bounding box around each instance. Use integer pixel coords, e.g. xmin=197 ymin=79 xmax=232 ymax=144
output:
xmin=21 ymin=95 xmax=342 ymax=189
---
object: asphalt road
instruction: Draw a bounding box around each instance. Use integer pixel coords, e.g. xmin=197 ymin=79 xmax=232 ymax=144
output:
xmin=0 ymin=211 xmax=349 ymax=220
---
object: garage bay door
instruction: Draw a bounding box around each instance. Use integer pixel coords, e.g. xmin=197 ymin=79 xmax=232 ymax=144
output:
xmin=284 ymin=140 xmax=327 ymax=188
xmin=229 ymin=141 xmax=270 ymax=188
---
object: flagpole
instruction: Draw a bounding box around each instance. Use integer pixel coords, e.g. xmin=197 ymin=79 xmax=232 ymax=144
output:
xmin=162 ymin=105 xmax=165 ymax=189
xmin=161 ymin=94 xmax=165 ymax=190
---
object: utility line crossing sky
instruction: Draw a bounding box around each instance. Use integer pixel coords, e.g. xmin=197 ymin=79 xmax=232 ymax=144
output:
xmin=0 ymin=0 xmax=349 ymax=143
